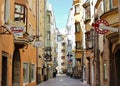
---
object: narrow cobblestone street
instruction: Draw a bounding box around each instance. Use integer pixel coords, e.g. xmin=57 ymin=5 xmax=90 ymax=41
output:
xmin=37 ymin=75 xmax=90 ymax=86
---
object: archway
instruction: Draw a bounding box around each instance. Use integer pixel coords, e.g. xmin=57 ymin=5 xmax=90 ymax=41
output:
xmin=12 ymin=48 xmax=21 ymax=86
xmin=115 ymin=48 xmax=120 ymax=86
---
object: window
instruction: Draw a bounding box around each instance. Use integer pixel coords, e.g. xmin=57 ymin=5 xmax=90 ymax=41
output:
xmin=62 ymin=42 xmax=65 ymax=46
xmin=31 ymin=64 xmax=35 ymax=81
xmin=75 ymin=23 xmax=80 ymax=32
xmin=61 ymin=62 xmax=65 ymax=66
xmin=61 ymin=49 xmax=65 ymax=53
xmin=76 ymin=41 xmax=82 ymax=49
xmin=4 ymin=0 xmax=10 ymax=23
xmin=104 ymin=0 xmax=110 ymax=12
xmin=15 ymin=4 xmax=27 ymax=29
xmin=103 ymin=62 xmax=107 ymax=80
xmin=29 ymin=0 xmax=33 ymax=10
xmin=85 ymin=33 xmax=90 ymax=40
xmin=23 ymin=63 xmax=29 ymax=84
xmin=57 ymin=35 xmax=62 ymax=42
xmin=47 ymin=31 xmax=50 ymax=40
xmin=75 ymin=5 xmax=80 ymax=14
xmin=61 ymin=56 xmax=65 ymax=59
xmin=85 ymin=31 xmax=94 ymax=49
xmin=104 ymin=0 xmax=118 ymax=12
xmin=86 ymin=40 xmax=92 ymax=49
xmin=85 ymin=5 xmax=91 ymax=19
xmin=47 ymin=14 xmax=50 ymax=23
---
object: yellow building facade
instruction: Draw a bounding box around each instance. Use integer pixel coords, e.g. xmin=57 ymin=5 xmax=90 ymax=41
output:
xmin=73 ymin=0 xmax=83 ymax=79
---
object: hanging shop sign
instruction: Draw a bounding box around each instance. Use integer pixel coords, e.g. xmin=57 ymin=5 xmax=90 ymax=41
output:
xmin=8 ymin=19 xmax=25 ymax=37
xmin=10 ymin=26 xmax=24 ymax=37
xmin=3 ymin=24 xmax=24 ymax=37
xmin=92 ymin=19 xmax=109 ymax=34
xmin=34 ymin=41 xmax=42 ymax=47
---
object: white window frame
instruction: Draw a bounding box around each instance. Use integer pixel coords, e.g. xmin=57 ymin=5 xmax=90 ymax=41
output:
xmin=31 ymin=64 xmax=35 ymax=82
xmin=23 ymin=62 xmax=29 ymax=84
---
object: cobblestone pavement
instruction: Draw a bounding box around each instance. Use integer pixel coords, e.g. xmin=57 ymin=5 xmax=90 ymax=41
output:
xmin=37 ymin=74 xmax=90 ymax=86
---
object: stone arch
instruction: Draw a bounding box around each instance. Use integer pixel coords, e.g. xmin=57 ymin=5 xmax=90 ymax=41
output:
xmin=112 ymin=44 xmax=120 ymax=86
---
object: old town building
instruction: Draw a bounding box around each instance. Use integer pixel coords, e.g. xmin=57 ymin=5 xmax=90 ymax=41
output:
xmin=95 ymin=0 xmax=119 ymax=86
xmin=0 ymin=0 xmax=58 ymax=86
xmin=66 ymin=7 xmax=76 ymax=76
xmin=70 ymin=0 xmax=120 ymax=86
xmin=0 ymin=0 xmax=38 ymax=86
xmin=82 ymin=0 xmax=119 ymax=86
xmin=73 ymin=0 xmax=85 ymax=80
xmin=83 ymin=0 xmax=95 ymax=85
xmin=56 ymin=29 xmax=67 ymax=74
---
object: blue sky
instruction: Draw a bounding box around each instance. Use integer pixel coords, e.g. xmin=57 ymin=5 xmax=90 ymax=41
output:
xmin=49 ymin=0 xmax=73 ymax=29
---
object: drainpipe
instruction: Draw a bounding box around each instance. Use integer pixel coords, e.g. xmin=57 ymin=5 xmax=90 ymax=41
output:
xmin=36 ymin=0 xmax=40 ymax=84
xmin=92 ymin=4 xmax=100 ymax=86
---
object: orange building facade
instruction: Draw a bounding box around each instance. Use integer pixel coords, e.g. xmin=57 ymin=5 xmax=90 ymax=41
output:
xmin=0 ymin=0 xmax=37 ymax=86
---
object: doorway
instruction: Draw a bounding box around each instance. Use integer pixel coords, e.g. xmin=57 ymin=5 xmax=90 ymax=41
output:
xmin=115 ymin=48 xmax=120 ymax=86
xmin=12 ymin=48 xmax=20 ymax=86
xmin=2 ymin=55 xmax=7 ymax=86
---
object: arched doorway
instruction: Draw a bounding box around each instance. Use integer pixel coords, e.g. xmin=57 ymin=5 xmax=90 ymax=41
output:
xmin=115 ymin=48 xmax=120 ymax=86
xmin=12 ymin=48 xmax=20 ymax=86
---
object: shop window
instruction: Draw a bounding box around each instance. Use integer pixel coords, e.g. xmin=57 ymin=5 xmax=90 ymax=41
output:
xmin=31 ymin=64 xmax=35 ymax=81
xmin=23 ymin=63 xmax=29 ymax=84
